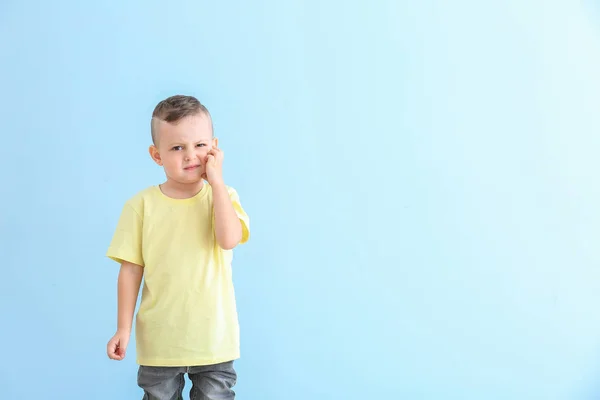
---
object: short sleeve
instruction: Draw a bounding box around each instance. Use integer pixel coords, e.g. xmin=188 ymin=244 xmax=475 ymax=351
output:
xmin=106 ymin=202 xmax=144 ymax=266
xmin=228 ymin=186 xmax=250 ymax=244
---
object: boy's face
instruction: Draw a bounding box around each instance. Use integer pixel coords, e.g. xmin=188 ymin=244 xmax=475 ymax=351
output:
xmin=149 ymin=113 xmax=217 ymax=185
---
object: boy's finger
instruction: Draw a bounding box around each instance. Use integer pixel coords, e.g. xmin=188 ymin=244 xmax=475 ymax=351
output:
xmin=108 ymin=349 xmax=117 ymax=359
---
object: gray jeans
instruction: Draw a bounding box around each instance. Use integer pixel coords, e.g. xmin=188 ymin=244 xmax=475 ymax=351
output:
xmin=137 ymin=360 xmax=237 ymax=400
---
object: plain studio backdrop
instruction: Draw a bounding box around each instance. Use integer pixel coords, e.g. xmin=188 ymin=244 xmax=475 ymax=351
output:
xmin=3 ymin=0 xmax=600 ymax=399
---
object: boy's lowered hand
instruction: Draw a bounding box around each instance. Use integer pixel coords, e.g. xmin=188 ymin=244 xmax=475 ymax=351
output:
xmin=107 ymin=329 xmax=130 ymax=361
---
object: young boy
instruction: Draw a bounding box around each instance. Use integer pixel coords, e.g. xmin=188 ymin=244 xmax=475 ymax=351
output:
xmin=105 ymin=95 xmax=250 ymax=400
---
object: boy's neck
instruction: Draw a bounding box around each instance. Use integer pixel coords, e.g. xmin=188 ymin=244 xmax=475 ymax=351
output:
xmin=159 ymin=179 xmax=205 ymax=199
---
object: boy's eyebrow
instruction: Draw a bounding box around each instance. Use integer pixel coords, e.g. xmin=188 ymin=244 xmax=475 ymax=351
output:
xmin=168 ymin=139 xmax=210 ymax=145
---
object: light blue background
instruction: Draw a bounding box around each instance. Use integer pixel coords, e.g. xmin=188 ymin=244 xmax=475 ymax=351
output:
xmin=2 ymin=0 xmax=600 ymax=399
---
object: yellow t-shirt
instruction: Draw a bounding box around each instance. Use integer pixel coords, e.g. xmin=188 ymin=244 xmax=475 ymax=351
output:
xmin=106 ymin=184 xmax=250 ymax=367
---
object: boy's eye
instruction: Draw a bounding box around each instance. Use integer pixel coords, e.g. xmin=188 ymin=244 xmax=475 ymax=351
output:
xmin=196 ymin=143 xmax=206 ymax=147
xmin=171 ymin=146 xmax=183 ymax=151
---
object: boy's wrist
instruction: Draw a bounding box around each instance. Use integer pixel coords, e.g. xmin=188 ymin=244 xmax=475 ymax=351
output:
xmin=116 ymin=327 xmax=131 ymax=335
xmin=209 ymin=179 xmax=225 ymax=188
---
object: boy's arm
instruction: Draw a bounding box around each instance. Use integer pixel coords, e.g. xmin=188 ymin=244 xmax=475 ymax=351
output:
xmin=117 ymin=261 xmax=143 ymax=332
xmin=212 ymin=181 xmax=243 ymax=250
xmin=204 ymin=146 xmax=243 ymax=250
xmin=107 ymin=261 xmax=143 ymax=360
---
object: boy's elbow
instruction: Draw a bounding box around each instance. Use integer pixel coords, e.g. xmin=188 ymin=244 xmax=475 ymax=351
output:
xmin=217 ymin=233 xmax=241 ymax=250
xmin=218 ymin=238 xmax=239 ymax=250
xmin=216 ymin=223 xmax=243 ymax=250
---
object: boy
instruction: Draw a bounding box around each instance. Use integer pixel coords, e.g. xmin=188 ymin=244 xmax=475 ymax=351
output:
xmin=106 ymin=95 xmax=250 ymax=400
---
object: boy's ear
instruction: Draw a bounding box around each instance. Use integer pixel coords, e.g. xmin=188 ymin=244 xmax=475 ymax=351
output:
xmin=212 ymin=137 xmax=219 ymax=148
xmin=149 ymin=145 xmax=163 ymax=166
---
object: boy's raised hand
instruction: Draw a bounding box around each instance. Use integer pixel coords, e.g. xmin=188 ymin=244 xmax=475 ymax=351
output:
xmin=107 ymin=330 xmax=130 ymax=361
xmin=203 ymin=146 xmax=224 ymax=186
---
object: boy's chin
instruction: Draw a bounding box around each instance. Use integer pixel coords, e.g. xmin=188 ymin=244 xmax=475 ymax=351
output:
xmin=172 ymin=176 xmax=205 ymax=185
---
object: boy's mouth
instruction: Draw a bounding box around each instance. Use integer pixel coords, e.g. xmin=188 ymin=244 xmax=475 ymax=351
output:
xmin=184 ymin=165 xmax=201 ymax=171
